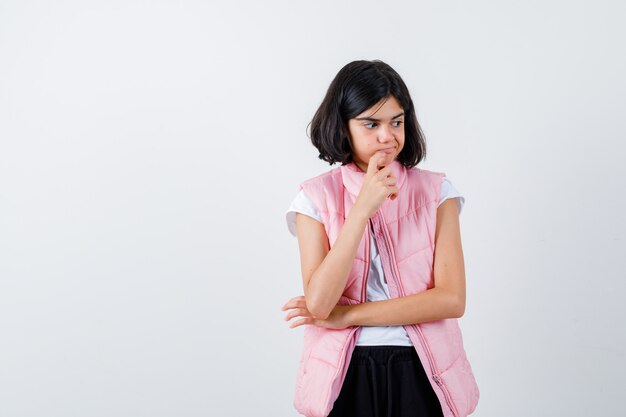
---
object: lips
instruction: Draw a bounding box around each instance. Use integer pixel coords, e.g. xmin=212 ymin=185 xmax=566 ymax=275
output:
xmin=379 ymin=147 xmax=396 ymax=154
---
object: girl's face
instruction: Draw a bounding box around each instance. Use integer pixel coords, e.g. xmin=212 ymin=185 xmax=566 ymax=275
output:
xmin=347 ymin=96 xmax=405 ymax=172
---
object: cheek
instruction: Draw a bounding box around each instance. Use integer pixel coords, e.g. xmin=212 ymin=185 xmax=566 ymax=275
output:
xmin=364 ymin=133 xmax=379 ymax=146
xmin=351 ymin=133 xmax=373 ymax=149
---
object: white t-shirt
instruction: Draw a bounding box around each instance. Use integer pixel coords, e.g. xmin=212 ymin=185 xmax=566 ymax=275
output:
xmin=285 ymin=176 xmax=465 ymax=346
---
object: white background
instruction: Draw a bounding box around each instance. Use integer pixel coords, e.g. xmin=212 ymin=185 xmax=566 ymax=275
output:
xmin=1 ymin=1 xmax=625 ymax=416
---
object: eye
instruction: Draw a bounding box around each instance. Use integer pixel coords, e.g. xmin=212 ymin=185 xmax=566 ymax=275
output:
xmin=364 ymin=122 xmax=378 ymax=129
xmin=392 ymin=120 xmax=403 ymax=127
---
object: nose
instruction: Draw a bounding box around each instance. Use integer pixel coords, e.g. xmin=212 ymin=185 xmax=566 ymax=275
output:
xmin=378 ymin=124 xmax=394 ymax=143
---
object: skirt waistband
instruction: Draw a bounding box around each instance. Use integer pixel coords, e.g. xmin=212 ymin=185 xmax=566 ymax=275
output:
xmin=350 ymin=345 xmax=418 ymax=366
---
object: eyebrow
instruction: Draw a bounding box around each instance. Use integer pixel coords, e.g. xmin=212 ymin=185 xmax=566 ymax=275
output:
xmin=354 ymin=112 xmax=405 ymax=122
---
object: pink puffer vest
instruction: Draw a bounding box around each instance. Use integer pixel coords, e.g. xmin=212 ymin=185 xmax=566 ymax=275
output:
xmin=293 ymin=159 xmax=480 ymax=417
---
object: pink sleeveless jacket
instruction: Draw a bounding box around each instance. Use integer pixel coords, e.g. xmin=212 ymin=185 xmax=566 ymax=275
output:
xmin=293 ymin=159 xmax=480 ymax=417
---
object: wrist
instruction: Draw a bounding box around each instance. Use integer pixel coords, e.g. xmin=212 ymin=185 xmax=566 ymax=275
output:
xmin=347 ymin=204 xmax=371 ymax=225
xmin=345 ymin=303 xmax=360 ymax=327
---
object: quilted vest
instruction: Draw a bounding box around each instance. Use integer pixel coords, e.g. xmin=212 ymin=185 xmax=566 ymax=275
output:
xmin=292 ymin=159 xmax=480 ymax=417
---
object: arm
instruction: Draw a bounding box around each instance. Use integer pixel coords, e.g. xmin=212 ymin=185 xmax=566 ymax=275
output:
xmin=294 ymin=153 xmax=400 ymax=322
xmin=346 ymin=198 xmax=466 ymax=326
xmin=295 ymin=205 xmax=369 ymax=321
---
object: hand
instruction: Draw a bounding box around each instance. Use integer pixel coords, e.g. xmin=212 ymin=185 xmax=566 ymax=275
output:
xmin=281 ymin=295 xmax=353 ymax=330
xmin=354 ymin=152 xmax=398 ymax=218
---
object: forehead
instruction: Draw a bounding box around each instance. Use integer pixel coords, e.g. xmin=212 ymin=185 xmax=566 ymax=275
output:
xmin=356 ymin=96 xmax=404 ymax=119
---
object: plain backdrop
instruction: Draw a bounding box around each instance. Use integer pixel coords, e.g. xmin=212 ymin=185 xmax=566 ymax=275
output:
xmin=1 ymin=1 xmax=625 ymax=416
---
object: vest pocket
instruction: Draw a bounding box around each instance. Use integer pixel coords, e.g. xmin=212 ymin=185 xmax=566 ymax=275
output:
xmin=295 ymin=326 xmax=318 ymax=385
xmin=438 ymin=352 xmax=480 ymax=417
xmin=294 ymin=326 xmax=358 ymax=417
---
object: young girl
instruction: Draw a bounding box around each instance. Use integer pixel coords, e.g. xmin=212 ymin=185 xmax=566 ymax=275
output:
xmin=281 ymin=60 xmax=479 ymax=417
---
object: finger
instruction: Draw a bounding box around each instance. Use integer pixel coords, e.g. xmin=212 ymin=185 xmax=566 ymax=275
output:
xmin=281 ymin=295 xmax=306 ymax=310
xmin=367 ymin=152 xmax=385 ymax=176
xmin=289 ymin=299 xmax=307 ymax=310
xmin=284 ymin=308 xmax=310 ymax=321
xmin=289 ymin=317 xmax=314 ymax=329
xmin=376 ymin=165 xmax=392 ymax=179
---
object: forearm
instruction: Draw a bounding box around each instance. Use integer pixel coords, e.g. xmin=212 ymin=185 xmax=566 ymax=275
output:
xmin=306 ymin=207 xmax=370 ymax=319
xmin=346 ymin=287 xmax=463 ymax=326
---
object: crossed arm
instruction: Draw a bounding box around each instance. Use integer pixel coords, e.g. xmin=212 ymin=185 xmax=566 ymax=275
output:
xmin=282 ymin=198 xmax=466 ymax=329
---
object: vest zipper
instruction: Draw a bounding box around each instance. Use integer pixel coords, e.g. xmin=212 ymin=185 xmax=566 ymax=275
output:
xmin=411 ymin=323 xmax=459 ymax=417
xmin=372 ymin=210 xmax=460 ymax=417
xmin=362 ymin=219 xmax=372 ymax=303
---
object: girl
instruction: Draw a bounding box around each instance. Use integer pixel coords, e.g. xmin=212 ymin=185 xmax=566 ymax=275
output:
xmin=281 ymin=60 xmax=479 ymax=417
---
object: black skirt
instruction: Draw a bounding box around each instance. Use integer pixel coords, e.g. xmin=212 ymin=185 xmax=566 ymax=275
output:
xmin=328 ymin=345 xmax=445 ymax=417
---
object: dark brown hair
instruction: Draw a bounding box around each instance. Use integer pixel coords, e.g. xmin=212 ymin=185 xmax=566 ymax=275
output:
xmin=308 ymin=60 xmax=427 ymax=168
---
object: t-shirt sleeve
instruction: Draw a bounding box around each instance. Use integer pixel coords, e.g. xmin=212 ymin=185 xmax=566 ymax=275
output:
xmin=285 ymin=189 xmax=323 ymax=237
xmin=438 ymin=176 xmax=465 ymax=215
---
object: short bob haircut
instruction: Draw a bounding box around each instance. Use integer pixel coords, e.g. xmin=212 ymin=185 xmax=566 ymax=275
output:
xmin=308 ymin=60 xmax=426 ymax=168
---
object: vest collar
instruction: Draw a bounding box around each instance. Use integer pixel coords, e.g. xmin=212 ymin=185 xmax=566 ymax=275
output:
xmin=340 ymin=159 xmax=407 ymax=197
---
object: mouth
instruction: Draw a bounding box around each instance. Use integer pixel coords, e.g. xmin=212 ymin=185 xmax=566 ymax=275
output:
xmin=379 ymin=147 xmax=396 ymax=154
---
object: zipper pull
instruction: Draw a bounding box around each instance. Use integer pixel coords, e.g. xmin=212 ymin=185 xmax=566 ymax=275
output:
xmin=432 ymin=374 xmax=442 ymax=385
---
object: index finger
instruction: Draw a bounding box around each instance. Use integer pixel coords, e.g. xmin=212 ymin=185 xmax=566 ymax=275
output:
xmin=281 ymin=295 xmax=305 ymax=310
xmin=367 ymin=152 xmax=385 ymax=176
